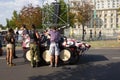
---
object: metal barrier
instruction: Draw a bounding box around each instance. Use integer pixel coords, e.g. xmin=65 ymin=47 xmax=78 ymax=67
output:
xmin=64 ymin=28 xmax=120 ymax=41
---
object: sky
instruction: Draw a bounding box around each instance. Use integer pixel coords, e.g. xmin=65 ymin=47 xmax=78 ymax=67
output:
xmin=0 ymin=0 xmax=57 ymax=26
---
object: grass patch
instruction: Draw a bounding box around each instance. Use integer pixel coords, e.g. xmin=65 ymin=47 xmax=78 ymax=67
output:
xmin=87 ymin=40 xmax=120 ymax=48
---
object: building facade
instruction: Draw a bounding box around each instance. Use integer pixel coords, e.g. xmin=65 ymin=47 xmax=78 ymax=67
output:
xmin=69 ymin=0 xmax=120 ymax=29
xmin=65 ymin=0 xmax=120 ymax=40
xmin=90 ymin=0 xmax=120 ymax=29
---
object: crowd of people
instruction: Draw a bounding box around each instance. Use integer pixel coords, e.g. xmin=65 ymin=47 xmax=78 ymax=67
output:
xmin=0 ymin=24 xmax=62 ymax=68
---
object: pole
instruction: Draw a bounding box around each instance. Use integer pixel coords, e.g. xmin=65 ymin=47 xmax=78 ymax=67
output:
xmin=67 ymin=0 xmax=70 ymax=26
xmin=94 ymin=0 xmax=96 ymax=39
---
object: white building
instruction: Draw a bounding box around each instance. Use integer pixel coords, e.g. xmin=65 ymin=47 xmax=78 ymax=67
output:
xmin=90 ymin=0 xmax=120 ymax=29
xmin=69 ymin=0 xmax=120 ymax=29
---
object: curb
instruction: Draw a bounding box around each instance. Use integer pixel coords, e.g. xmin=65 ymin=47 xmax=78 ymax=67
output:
xmin=91 ymin=47 xmax=120 ymax=49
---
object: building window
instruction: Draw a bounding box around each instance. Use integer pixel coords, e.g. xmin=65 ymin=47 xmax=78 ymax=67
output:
xmin=102 ymin=1 xmax=104 ymax=8
xmin=111 ymin=18 xmax=113 ymax=23
xmin=112 ymin=2 xmax=115 ymax=7
xmin=97 ymin=3 xmax=100 ymax=9
xmin=108 ymin=2 xmax=110 ymax=8
xmin=117 ymin=3 xmax=119 ymax=7
xmin=105 ymin=18 xmax=107 ymax=23
xmin=102 ymin=4 xmax=104 ymax=8
xmin=108 ymin=4 xmax=110 ymax=8
xmin=116 ymin=18 xmax=118 ymax=23
xmin=116 ymin=24 xmax=118 ymax=28
xmin=104 ymin=24 xmax=106 ymax=28
xmin=111 ymin=24 xmax=113 ymax=28
xmin=96 ymin=15 xmax=98 ymax=17
xmin=116 ymin=14 xmax=118 ymax=17
xmin=104 ymin=14 xmax=107 ymax=17
xmin=111 ymin=14 xmax=113 ymax=17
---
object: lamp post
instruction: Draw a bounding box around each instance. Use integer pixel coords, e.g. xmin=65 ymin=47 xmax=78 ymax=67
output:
xmin=94 ymin=0 xmax=96 ymax=39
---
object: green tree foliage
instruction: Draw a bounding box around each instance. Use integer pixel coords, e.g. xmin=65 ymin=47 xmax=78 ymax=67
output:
xmin=6 ymin=18 xmax=10 ymax=28
xmin=12 ymin=10 xmax=20 ymax=28
xmin=59 ymin=0 xmax=68 ymax=25
xmin=6 ymin=10 xmax=19 ymax=29
xmin=69 ymin=12 xmax=76 ymax=27
xmin=11 ymin=10 xmax=18 ymax=28
xmin=0 ymin=24 xmax=3 ymax=28
xmin=0 ymin=24 xmax=6 ymax=29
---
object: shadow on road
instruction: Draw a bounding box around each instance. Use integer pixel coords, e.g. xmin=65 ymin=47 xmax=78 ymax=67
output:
xmin=27 ymin=54 xmax=120 ymax=80
xmin=78 ymin=54 xmax=108 ymax=64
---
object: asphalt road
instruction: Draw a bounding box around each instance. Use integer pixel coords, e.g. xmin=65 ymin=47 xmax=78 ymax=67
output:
xmin=0 ymin=48 xmax=120 ymax=80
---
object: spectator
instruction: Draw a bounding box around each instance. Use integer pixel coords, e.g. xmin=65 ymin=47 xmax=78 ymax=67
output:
xmin=5 ymin=28 xmax=16 ymax=67
xmin=21 ymin=24 xmax=30 ymax=62
xmin=48 ymin=26 xmax=61 ymax=67
xmin=84 ymin=29 xmax=86 ymax=40
xmin=11 ymin=29 xmax=18 ymax=59
xmin=0 ymin=39 xmax=3 ymax=56
xmin=29 ymin=24 xmax=40 ymax=67
xmin=98 ymin=30 xmax=102 ymax=40
xmin=89 ymin=29 xmax=93 ymax=41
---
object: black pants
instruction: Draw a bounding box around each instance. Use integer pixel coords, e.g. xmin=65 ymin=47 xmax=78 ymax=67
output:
xmin=13 ymin=44 xmax=17 ymax=58
xmin=23 ymin=47 xmax=29 ymax=62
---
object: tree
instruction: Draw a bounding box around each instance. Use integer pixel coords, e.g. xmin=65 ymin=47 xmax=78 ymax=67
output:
xmin=0 ymin=24 xmax=3 ymax=28
xmin=69 ymin=12 xmax=76 ymax=27
xmin=6 ymin=4 xmax=42 ymax=29
xmin=76 ymin=2 xmax=93 ymax=41
xmin=19 ymin=4 xmax=42 ymax=29
xmin=6 ymin=10 xmax=20 ymax=29
xmin=6 ymin=18 xmax=10 ymax=28
xmin=12 ymin=10 xmax=20 ymax=29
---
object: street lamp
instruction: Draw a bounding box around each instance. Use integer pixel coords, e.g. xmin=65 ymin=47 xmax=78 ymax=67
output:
xmin=93 ymin=0 xmax=96 ymax=39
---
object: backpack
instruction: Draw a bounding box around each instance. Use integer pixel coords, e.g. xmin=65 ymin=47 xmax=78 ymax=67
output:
xmin=29 ymin=30 xmax=34 ymax=39
xmin=5 ymin=34 xmax=13 ymax=43
xmin=40 ymin=34 xmax=47 ymax=43
xmin=29 ymin=30 xmax=38 ymax=42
